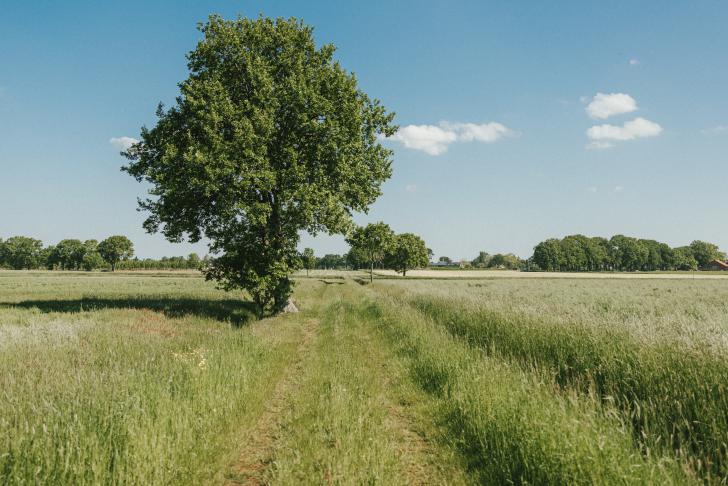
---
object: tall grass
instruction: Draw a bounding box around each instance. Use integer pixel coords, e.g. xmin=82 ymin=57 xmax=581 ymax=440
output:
xmin=0 ymin=274 xmax=315 ymax=485
xmin=382 ymin=279 xmax=728 ymax=481
xmin=357 ymin=289 xmax=689 ymax=484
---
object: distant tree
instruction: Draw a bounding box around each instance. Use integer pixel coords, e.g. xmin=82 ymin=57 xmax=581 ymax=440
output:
xmin=639 ymin=239 xmax=664 ymax=271
xmin=673 ymin=246 xmax=699 ymax=270
xmin=688 ymin=240 xmax=725 ymax=268
xmin=532 ymin=239 xmax=562 ymax=271
xmin=2 ymin=236 xmax=44 ymax=269
xmin=122 ymin=16 xmax=396 ymax=316
xmin=438 ymin=256 xmax=452 ymax=264
xmin=301 ymin=248 xmax=317 ymax=277
xmin=317 ymin=254 xmax=346 ymax=269
xmin=657 ymin=243 xmax=675 ymax=270
xmin=49 ymin=239 xmax=85 ymax=270
xmin=560 ymin=235 xmax=588 ymax=271
xmin=98 ymin=236 xmax=134 ymax=271
xmin=471 ymin=251 xmax=491 ymax=268
xmin=487 ymin=253 xmax=522 ymax=270
xmin=590 ymin=237 xmax=612 ymax=271
xmin=187 ymin=253 xmax=202 ymax=269
xmin=345 ymin=247 xmax=368 ymax=270
xmin=82 ymin=251 xmax=106 ymax=271
xmin=385 ymin=233 xmax=429 ymax=277
xmin=609 ymin=235 xmax=648 ymax=271
xmin=0 ymin=238 xmax=5 ymax=268
xmin=346 ymin=222 xmax=394 ymax=283
xmin=427 ymin=247 xmax=434 ymax=262
xmin=38 ymin=245 xmax=53 ymax=270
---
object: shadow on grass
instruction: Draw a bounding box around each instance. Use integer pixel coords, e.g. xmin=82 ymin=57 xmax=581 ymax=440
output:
xmin=1 ymin=297 xmax=258 ymax=328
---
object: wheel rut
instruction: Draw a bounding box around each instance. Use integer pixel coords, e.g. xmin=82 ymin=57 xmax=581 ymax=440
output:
xmin=225 ymin=317 xmax=319 ymax=485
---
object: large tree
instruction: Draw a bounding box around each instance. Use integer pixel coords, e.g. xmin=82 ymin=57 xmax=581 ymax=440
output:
xmin=346 ymin=222 xmax=394 ymax=283
xmin=385 ymin=233 xmax=429 ymax=276
xmin=123 ymin=16 xmax=396 ymax=315
xmin=98 ymin=236 xmax=134 ymax=271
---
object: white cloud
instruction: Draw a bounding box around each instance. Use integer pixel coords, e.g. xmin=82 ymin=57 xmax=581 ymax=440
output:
xmin=586 ymin=186 xmax=598 ymax=193
xmin=629 ymin=59 xmax=640 ymax=66
xmin=109 ymin=136 xmax=139 ymax=151
xmin=387 ymin=121 xmax=515 ymax=155
xmin=614 ymin=186 xmax=624 ymax=193
xmin=405 ymin=184 xmax=417 ymax=193
xmin=702 ymin=125 xmax=728 ymax=135
xmin=387 ymin=125 xmax=456 ymax=155
xmin=587 ymin=117 xmax=662 ymax=142
xmin=440 ymin=121 xmax=515 ymax=143
xmin=585 ymin=93 xmax=638 ymax=119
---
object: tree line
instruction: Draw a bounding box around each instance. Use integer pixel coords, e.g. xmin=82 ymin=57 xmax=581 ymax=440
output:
xmin=531 ymin=235 xmax=725 ymax=272
xmin=0 ymin=235 xmax=203 ymax=271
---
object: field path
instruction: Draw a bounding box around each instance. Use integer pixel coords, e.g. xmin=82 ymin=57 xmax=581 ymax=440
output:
xmin=225 ymin=317 xmax=320 ymax=485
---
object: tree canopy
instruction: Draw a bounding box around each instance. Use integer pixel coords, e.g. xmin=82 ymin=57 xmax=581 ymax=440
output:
xmin=346 ymin=222 xmax=395 ymax=282
xmin=385 ymin=233 xmax=429 ymax=276
xmin=1 ymin=236 xmax=43 ymax=270
xmin=98 ymin=236 xmax=134 ymax=271
xmin=122 ymin=15 xmax=396 ymax=315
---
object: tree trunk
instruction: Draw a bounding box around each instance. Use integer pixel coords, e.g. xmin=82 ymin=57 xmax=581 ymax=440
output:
xmin=370 ymin=261 xmax=373 ymax=283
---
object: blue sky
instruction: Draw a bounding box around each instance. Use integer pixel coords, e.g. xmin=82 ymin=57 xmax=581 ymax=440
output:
xmin=1 ymin=1 xmax=727 ymax=260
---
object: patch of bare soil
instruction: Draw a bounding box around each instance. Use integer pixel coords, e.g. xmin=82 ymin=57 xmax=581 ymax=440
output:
xmin=225 ymin=318 xmax=319 ymax=485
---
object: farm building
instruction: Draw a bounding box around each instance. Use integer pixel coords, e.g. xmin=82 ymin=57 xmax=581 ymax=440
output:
xmin=702 ymin=259 xmax=728 ymax=271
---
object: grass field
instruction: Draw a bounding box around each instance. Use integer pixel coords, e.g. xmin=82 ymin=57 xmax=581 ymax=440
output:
xmin=1 ymin=271 xmax=727 ymax=484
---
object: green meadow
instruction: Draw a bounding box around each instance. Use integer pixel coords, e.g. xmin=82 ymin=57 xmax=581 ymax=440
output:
xmin=1 ymin=271 xmax=727 ymax=484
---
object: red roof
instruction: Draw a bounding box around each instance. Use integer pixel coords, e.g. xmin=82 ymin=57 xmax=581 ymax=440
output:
xmin=706 ymin=259 xmax=728 ymax=270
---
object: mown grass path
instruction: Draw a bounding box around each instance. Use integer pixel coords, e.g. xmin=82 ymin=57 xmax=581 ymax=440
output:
xmin=224 ymin=317 xmax=320 ymax=485
xmin=225 ymin=281 xmax=469 ymax=485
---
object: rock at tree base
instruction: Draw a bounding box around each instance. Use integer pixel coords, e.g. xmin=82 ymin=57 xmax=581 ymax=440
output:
xmin=283 ymin=299 xmax=299 ymax=313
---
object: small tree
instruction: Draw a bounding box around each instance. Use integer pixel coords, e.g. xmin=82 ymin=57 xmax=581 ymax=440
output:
xmin=98 ymin=236 xmax=134 ymax=271
xmin=346 ymin=222 xmax=394 ymax=283
xmin=301 ymin=248 xmax=317 ymax=277
xmin=385 ymin=233 xmax=429 ymax=276
xmin=122 ymin=16 xmax=396 ymax=316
